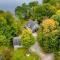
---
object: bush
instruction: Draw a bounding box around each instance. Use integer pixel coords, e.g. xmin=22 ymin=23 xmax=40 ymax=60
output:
xmin=21 ymin=29 xmax=35 ymax=48
xmin=37 ymin=19 xmax=60 ymax=53
xmin=0 ymin=47 xmax=12 ymax=60
xmin=54 ymin=52 xmax=60 ymax=60
xmin=56 ymin=10 xmax=60 ymax=14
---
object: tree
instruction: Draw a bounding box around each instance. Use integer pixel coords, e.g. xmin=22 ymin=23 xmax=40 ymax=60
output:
xmin=33 ymin=3 xmax=56 ymax=23
xmin=21 ymin=29 xmax=35 ymax=48
xmin=15 ymin=1 xmax=39 ymax=20
xmin=29 ymin=1 xmax=38 ymax=7
xmin=43 ymin=0 xmax=60 ymax=5
xmin=0 ymin=35 xmax=7 ymax=46
xmin=43 ymin=0 xmax=60 ymax=9
xmin=15 ymin=3 xmax=30 ymax=19
xmin=37 ymin=19 xmax=60 ymax=53
xmin=51 ymin=14 xmax=60 ymax=25
xmin=43 ymin=0 xmax=57 ymax=4
xmin=0 ymin=11 xmax=19 ymax=47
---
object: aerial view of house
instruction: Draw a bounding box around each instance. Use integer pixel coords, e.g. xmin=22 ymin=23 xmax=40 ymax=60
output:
xmin=0 ymin=0 xmax=60 ymax=60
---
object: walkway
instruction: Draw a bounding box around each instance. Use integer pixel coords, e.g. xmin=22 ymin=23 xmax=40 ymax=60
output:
xmin=30 ymin=42 xmax=54 ymax=60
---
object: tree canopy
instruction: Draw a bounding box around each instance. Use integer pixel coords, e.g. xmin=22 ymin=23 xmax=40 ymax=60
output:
xmin=37 ymin=19 xmax=60 ymax=53
xmin=0 ymin=12 xmax=19 ymax=47
xmin=21 ymin=29 xmax=35 ymax=48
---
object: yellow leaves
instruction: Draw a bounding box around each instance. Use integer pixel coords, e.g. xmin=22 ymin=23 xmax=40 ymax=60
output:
xmin=56 ymin=10 xmax=60 ymax=14
xmin=51 ymin=29 xmax=59 ymax=36
xmin=21 ymin=28 xmax=32 ymax=37
xmin=41 ymin=19 xmax=59 ymax=33
xmin=42 ymin=19 xmax=56 ymax=27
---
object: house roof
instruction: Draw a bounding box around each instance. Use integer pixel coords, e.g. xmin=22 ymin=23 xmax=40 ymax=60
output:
xmin=25 ymin=20 xmax=38 ymax=28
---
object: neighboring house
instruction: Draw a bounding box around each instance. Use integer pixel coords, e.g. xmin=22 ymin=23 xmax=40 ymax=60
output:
xmin=13 ymin=37 xmax=22 ymax=49
xmin=24 ymin=20 xmax=39 ymax=33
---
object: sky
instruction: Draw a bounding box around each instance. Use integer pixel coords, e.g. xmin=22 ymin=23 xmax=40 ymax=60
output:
xmin=0 ymin=0 xmax=42 ymax=13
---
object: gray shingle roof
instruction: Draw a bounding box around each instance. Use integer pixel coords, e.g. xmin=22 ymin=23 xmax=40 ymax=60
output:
xmin=25 ymin=20 xmax=39 ymax=32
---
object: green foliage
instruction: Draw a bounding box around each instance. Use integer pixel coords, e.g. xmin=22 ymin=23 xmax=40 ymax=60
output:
xmin=37 ymin=19 xmax=60 ymax=53
xmin=17 ymin=20 xmax=28 ymax=35
xmin=2 ymin=48 xmax=12 ymax=60
xmin=43 ymin=0 xmax=60 ymax=5
xmin=0 ymin=12 xmax=19 ymax=47
xmin=43 ymin=0 xmax=57 ymax=4
xmin=56 ymin=10 xmax=60 ymax=14
xmin=0 ymin=47 xmax=12 ymax=60
xmin=43 ymin=0 xmax=60 ymax=9
xmin=12 ymin=48 xmax=40 ymax=60
xmin=0 ymin=35 xmax=7 ymax=46
xmin=15 ymin=1 xmax=56 ymax=23
xmin=29 ymin=1 xmax=38 ymax=7
xmin=51 ymin=14 xmax=60 ymax=25
xmin=33 ymin=3 xmax=56 ymax=22
xmin=15 ymin=3 xmax=30 ymax=19
xmin=15 ymin=1 xmax=39 ymax=20
xmin=54 ymin=52 xmax=60 ymax=60
xmin=21 ymin=29 xmax=35 ymax=48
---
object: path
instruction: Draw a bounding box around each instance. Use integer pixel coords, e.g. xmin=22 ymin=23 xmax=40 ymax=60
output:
xmin=30 ymin=42 xmax=54 ymax=60
xmin=30 ymin=33 xmax=54 ymax=60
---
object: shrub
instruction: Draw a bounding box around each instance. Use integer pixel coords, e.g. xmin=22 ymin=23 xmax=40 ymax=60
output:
xmin=2 ymin=48 xmax=12 ymax=60
xmin=21 ymin=29 xmax=35 ymax=48
xmin=0 ymin=47 xmax=12 ymax=60
xmin=56 ymin=10 xmax=60 ymax=14
xmin=54 ymin=52 xmax=60 ymax=60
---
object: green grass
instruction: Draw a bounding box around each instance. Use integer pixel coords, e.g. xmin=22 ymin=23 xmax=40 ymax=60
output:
xmin=12 ymin=48 xmax=40 ymax=60
xmin=0 ymin=47 xmax=40 ymax=60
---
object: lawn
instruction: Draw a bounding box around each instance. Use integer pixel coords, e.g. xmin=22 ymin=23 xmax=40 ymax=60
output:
xmin=0 ymin=47 xmax=40 ymax=60
xmin=12 ymin=48 xmax=40 ymax=60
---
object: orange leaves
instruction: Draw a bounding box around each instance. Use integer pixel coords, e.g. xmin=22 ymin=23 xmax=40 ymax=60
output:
xmin=41 ymin=19 xmax=59 ymax=33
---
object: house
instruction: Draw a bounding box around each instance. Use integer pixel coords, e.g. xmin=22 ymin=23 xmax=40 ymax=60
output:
xmin=13 ymin=37 xmax=22 ymax=49
xmin=24 ymin=20 xmax=39 ymax=33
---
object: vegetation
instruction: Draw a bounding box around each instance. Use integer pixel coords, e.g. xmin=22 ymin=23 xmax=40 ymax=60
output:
xmin=43 ymin=0 xmax=60 ymax=9
xmin=15 ymin=2 xmax=56 ymax=23
xmin=54 ymin=52 xmax=60 ymax=60
xmin=51 ymin=14 xmax=60 ymax=25
xmin=12 ymin=48 xmax=40 ymax=60
xmin=0 ymin=47 xmax=12 ymax=60
xmin=0 ymin=0 xmax=60 ymax=60
xmin=37 ymin=19 xmax=60 ymax=53
xmin=0 ymin=12 xmax=19 ymax=47
xmin=21 ymin=29 xmax=35 ymax=48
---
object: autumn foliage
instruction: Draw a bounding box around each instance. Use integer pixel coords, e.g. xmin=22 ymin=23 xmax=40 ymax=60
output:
xmin=37 ymin=19 xmax=60 ymax=53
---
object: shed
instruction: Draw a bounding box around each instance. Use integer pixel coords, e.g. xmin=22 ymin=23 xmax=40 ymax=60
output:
xmin=13 ymin=37 xmax=22 ymax=49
